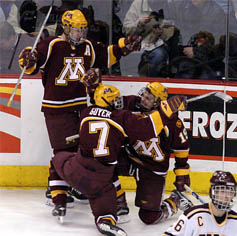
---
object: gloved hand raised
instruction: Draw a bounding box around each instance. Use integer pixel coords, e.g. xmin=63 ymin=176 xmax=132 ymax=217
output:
xmin=160 ymin=95 xmax=187 ymax=119
xmin=118 ymin=35 xmax=142 ymax=56
xmin=18 ymin=47 xmax=38 ymax=74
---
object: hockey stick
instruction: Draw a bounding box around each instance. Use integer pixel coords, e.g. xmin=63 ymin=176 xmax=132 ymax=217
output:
xmin=187 ymin=91 xmax=233 ymax=103
xmin=65 ymin=134 xmax=79 ymax=144
xmin=7 ymin=0 xmax=54 ymax=107
xmin=184 ymin=184 xmax=205 ymax=204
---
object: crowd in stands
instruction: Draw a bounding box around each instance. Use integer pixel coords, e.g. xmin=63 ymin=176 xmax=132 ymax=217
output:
xmin=0 ymin=0 xmax=237 ymax=79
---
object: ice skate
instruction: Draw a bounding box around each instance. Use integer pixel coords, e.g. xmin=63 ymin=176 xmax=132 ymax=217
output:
xmin=97 ymin=219 xmax=127 ymax=236
xmin=45 ymin=189 xmax=74 ymax=208
xmin=68 ymin=188 xmax=89 ymax=204
xmin=117 ymin=206 xmax=130 ymax=224
xmin=52 ymin=204 xmax=66 ymax=224
xmin=170 ymin=189 xmax=194 ymax=211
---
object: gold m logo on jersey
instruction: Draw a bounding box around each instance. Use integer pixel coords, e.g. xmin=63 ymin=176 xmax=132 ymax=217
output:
xmin=133 ymin=137 xmax=165 ymax=162
xmin=55 ymin=57 xmax=86 ymax=85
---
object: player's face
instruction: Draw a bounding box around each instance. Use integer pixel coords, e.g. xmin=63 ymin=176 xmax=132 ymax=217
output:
xmin=69 ymin=27 xmax=88 ymax=44
xmin=140 ymin=90 xmax=156 ymax=110
xmin=215 ymin=186 xmax=235 ymax=205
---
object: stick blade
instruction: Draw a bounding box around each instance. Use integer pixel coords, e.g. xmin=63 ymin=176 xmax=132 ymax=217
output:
xmin=215 ymin=92 xmax=233 ymax=103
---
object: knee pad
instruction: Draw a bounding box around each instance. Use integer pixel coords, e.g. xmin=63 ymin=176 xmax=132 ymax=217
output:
xmin=138 ymin=208 xmax=163 ymax=225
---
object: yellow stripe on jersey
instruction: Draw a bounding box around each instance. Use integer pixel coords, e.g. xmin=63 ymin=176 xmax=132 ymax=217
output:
xmin=108 ymin=45 xmax=117 ymax=67
xmin=42 ymin=100 xmax=87 ymax=108
xmin=174 ymin=167 xmax=190 ymax=176
xmin=173 ymin=149 xmax=189 ymax=158
xmin=80 ymin=116 xmax=127 ymax=137
xmin=186 ymin=206 xmax=210 ymax=218
xmin=228 ymin=213 xmax=237 ymax=219
xmin=149 ymin=111 xmax=164 ymax=137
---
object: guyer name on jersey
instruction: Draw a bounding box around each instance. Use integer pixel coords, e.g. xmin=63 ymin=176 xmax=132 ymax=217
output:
xmin=179 ymin=111 xmax=237 ymax=140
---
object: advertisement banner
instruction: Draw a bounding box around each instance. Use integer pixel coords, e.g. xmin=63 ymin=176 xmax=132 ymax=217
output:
xmin=0 ymin=82 xmax=21 ymax=153
xmin=178 ymin=93 xmax=237 ymax=161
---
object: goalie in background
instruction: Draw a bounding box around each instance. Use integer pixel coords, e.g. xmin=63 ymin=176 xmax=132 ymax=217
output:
xmin=163 ymin=170 xmax=237 ymax=236
xmin=18 ymin=9 xmax=142 ymax=222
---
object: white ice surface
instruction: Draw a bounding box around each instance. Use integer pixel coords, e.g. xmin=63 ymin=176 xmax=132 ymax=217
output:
xmin=0 ymin=189 xmax=236 ymax=236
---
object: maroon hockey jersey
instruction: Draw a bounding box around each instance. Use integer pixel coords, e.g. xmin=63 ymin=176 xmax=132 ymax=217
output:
xmin=32 ymin=36 xmax=123 ymax=113
xmin=78 ymin=105 xmax=164 ymax=165
xmin=122 ymin=95 xmax=190 ymax=175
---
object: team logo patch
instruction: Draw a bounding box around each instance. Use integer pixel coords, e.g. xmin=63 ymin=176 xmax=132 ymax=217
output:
xmin=176 ymin=120 xmax=182 ymax=128
xmin=104 ymin=88 xmax=113 ymax=94
xmin=65 ymin=12 xmax=73 ymax=19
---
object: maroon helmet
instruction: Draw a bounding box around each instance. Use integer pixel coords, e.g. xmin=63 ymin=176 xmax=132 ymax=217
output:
xmin=210 ymin=170 xmax=236 ymax=212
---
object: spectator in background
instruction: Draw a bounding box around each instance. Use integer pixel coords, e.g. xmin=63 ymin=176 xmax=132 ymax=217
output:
xmin=214 ymin=0 xmax=237 ymax=33
xmin=165 ymin=0 xmax=227 ymax=44
xmin=0 ymin=0 xmax=25 ymax=34
xmin=122 ymin=0 xmax=174 ymax=77
xmin=0 ymin=21 xmax=17 ymax=73
xmin=0 ymin=0 xmax=16 ymax=22
xmin=82 ymin=5 xmax=108 ymax=45
xmin=216 ymin=32 xmax=237 ymax=78
xmin=170 ymin=31 xmax=237 ymax=80
xmin=174 ymin=31 xmax=221 ymax=80
xmin=0 ymin=7 xmax=5 ymax=22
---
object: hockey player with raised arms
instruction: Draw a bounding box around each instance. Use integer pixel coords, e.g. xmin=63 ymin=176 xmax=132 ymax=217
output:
xmin=18 ymin=9 xmax=142 ymax=218
xmin=163 ymin=170 xmax=237 ymax=236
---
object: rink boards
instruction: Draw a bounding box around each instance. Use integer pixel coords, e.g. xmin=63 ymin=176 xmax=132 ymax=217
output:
xmin=0 ymin=74 xmax=237 ymax=193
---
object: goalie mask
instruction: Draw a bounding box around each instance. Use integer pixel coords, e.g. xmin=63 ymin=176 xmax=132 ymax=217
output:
xmin=62 ymin=10 xmax=88 ymax=46
xmin=94 ymin=84 xmax=120 ymax=109
xmin=209 ymin=170 xmax=236 ymax=212
xmin=137 ymin=82 xmax=168 ymax=112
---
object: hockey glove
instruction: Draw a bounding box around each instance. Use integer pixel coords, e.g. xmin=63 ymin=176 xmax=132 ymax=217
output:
xmin=160 ymin=95 xmax=187 ymax=119
xmin=118 ymin=35 xmax=142 ymax=56
xmin=81 ymin=68 xmax=102 ymax=93
xmin=173 ymin=165 xmax=190 ymax=192
xmin=18 ymin=47 xmax=38 ymax=74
